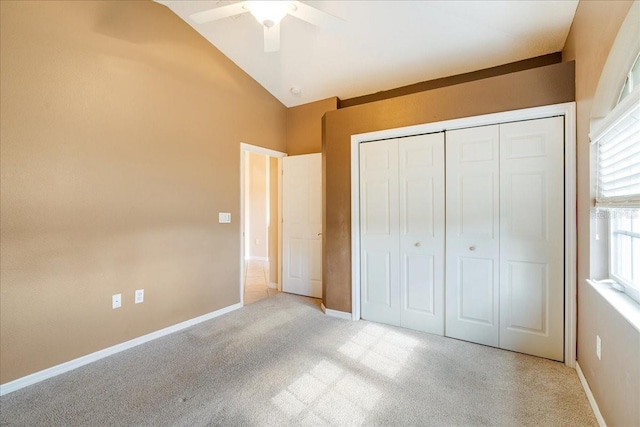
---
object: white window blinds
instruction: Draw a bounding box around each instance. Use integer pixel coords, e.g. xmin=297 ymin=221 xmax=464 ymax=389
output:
xmin=593 ymin=89 xmax=640 ymax=209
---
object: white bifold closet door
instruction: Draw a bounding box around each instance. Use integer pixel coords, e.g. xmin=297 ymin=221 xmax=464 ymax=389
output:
xmin=498 ymin=117 xmax=564 ymax=361
xmin=445 ymin=125 xmax=501 ymax=347
xmin=360 ymin=133 xmax=445 ymax=335
xmin=445 ymin=116 xmax=564 ymax=361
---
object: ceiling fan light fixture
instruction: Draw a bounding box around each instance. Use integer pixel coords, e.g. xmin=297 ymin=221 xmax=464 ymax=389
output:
xmin=246 ymin=1 xmax=291 ymax=28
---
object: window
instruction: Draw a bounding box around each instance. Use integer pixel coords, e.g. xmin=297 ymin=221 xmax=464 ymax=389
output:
xmin=593 ymin=53 xmax=640 ymax=303
xmin=610 ymin=211 xmax=640 ymax=302
xmin=619 ymin=52 xmax=640 ymax=103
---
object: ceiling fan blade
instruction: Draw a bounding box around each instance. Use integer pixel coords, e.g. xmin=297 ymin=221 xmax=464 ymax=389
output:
xmin=264 ymin=23 xmax=280 ymax=52
xmin=288 ymin=1 xmax=343 ymax=30
xmin=189 ymin=1 xmax=249 ymax=24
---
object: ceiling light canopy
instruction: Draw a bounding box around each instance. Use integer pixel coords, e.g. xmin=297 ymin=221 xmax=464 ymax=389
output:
xmin=246 ymin=1 xmax=292 ymax=28
xmin=184 ymin=0 xmax=342 ymax=53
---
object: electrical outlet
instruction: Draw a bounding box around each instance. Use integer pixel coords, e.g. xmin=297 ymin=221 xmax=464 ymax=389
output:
xmin=596 ymin=335 xmax=602 ymax=360
xmin=112 ymin=294 xmax=122 ymax=309
xmin=134 ymin=289 xmax=144 ymax=304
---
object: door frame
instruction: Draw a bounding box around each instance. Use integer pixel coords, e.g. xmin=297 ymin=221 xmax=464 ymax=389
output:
xmin=349 ymin=102 xmax=577 ymax=367
xmin=240 ymin=143 xmax=287 ymax=306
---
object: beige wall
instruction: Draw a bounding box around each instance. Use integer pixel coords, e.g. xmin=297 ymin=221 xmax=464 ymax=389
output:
xmin=247 ymin=152 xmax=268 ymax=259
xmin=323 ymin=61 xmax=575 ymax=312
xmin=0 ymin=0 xmax=286 ymax=384
xmin=286 ymin=97 xmax=338 ymax=155
xmin=562 ymin=2 xmax=639 ymax=426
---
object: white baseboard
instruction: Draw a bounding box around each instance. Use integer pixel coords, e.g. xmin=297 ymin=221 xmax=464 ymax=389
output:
xmin=576 ymin=361 xmax=607 ymax=427
xmin=245 ymin=256 xmax=268 ymax=262
xmin=0 ymin=302 xmax=242 ymax=397
xmin=321 ymin=303 xmax=352 ymax=320
xmin=268 ymin=282 xmax=278 ymax=289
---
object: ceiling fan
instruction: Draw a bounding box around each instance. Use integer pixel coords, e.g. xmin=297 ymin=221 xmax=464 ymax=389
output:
xmin=189 ymin=1 xmax=343 ymax=52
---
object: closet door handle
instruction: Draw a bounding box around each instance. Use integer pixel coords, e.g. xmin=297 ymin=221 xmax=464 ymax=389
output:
xmin=469 ymin=246 xmax=476 ymax=251
xmin=414 ymin=242 xmax=421 ymax=247
xmin=317 ymin=233 xmax=323 ymax=236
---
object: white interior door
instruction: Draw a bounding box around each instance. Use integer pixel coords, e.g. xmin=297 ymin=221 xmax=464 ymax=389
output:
xmin=360 ymin=139 xmax=401 ymax=326
xmin=399 ymin=134 xmax=445 ymax=334
xmin=499 ymin=116 xmax=564 ymax=361
xmin=282 ymin=154 xmax=322 ymax=298
xmin=360 ymin=134 xmax=445 ymax=333
xmin=445 ymin=125 xmax=500 ymax=347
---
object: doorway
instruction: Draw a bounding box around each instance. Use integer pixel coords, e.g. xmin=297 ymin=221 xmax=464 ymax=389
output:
xmin=240 ymin=143 xmax=286 ymax=306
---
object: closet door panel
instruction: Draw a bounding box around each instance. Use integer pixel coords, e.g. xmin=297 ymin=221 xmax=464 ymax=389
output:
xmin=499 ymin=116 xmax=564 ymax=361
xmin=458 ymin=257 xmax=495 ymax=324
xmin=360 ymin=140 xmax=401 ymax=326
xmin=399 ymin=133 xmax=445 ymax=334
xmin=445 ymin=125 xmax=500 ymax=347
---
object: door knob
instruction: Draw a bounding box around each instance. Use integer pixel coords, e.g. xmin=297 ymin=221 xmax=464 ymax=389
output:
xmin=469 ymin=246 xmax=476 ymax=251
xmin=318 ymin=233 xmax=323 ymax=236
xmin=414 ymin=242 xmax=421 ymax=247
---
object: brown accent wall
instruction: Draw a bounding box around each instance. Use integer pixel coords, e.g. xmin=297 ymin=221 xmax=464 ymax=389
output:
xmin=562 ymin=2 xmax=639 ymax=426
xmin=340 ymin=53 xmax=563 ymax=108
xmin=323 ymin=61 xmax=575 ymax=313
xmin=286 ymin=97 xmax=338 ymax=155
xmin=0 ymin=0 xmax=286 ymax=384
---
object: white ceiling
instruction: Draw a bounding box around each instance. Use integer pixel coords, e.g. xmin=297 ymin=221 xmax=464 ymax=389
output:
xmin=158 ymin=1 xmax=579 ymax=108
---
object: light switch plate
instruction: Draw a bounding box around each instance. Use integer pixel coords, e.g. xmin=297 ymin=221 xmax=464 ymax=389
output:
xmin=219 ymin=212 xmax=231 ymax=223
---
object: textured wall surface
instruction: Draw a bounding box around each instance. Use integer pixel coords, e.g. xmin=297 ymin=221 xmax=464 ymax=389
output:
xmin=0 ymin=0 xmax=286 ymax=383
xmin=287 ymin=97 xmax=338 ymax=155
xmin=248 ymin=152 xmax=268 ymax=259
xmin=323 ymin=62 xmax=575 ymax=312
xmin=563 ymin=2 xmax=639 ymax=426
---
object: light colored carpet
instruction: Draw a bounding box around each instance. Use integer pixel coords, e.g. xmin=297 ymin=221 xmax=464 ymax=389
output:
xmin=0 ymin=293 xmax=596 ymax=427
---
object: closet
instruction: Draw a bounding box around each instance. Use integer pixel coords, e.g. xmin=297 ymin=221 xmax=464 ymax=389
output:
xmin=360 ymin=116 xmax=565 ymax=361
xmin=360 ymin=133 xmax=445 ymax=335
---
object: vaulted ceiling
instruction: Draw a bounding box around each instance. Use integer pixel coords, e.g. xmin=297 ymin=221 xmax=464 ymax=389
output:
xmin=157 ymin=1 xmax=579 ymax=107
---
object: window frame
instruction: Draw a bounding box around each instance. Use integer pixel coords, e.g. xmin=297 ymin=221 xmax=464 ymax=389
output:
xmin=593 ymin=50 xmax=640 ymax=304
xmin=608 ymin=210 xmax=640 ymax=304
xmin=618 ymin=51 xmax=640 ymax=103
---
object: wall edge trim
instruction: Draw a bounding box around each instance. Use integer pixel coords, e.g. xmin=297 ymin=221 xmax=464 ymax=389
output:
xmin=321 ymin=303 xmax=352 ymax=320
xmin=576 ymin=361 xmax=607 ymax=427
xmin=0 ymin=302 xmax=243 ymax=396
